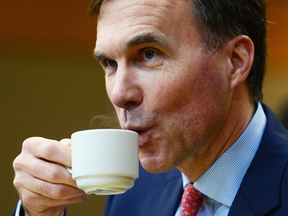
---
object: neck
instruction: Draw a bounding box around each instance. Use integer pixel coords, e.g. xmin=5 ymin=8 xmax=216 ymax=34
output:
xmin=178 ymin=85 xmax=256 ymax=182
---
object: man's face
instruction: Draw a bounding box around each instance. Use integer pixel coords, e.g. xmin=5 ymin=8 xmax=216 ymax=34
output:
xmin=95 ymin=0 xmax=232 ymax=174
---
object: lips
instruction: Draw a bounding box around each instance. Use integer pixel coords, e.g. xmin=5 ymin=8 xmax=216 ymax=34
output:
xmin=123 ymin=126 xmax=149 ymax=146
xmin=137 ymin=130 xmax=148 ymax=146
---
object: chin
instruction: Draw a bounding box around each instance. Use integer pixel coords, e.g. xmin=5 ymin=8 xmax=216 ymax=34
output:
xmin=139 ymin=153 xmax=176 ymax=174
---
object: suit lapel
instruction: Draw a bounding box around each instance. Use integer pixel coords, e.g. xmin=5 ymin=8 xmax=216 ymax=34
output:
xmin=229 ymin=104 xmax=288 ymax=216
xmin=228 ymin=190 xmax=255 ymax=216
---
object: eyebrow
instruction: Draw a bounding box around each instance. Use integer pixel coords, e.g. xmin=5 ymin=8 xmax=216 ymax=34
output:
xmin=93 ymin=32 xmax=171 ymax=62
xmin=126 ymin=32 xmax=170 ymax=50
xmin=93 ymin=50 xmax=106 ymax=63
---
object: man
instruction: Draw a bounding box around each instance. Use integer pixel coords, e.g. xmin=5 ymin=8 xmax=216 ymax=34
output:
xmin=13 ymin=0 xmax=288 ymax=216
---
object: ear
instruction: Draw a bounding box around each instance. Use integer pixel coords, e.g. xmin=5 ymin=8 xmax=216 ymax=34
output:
xmin=225 ymin=35 xmax=254 ymax=90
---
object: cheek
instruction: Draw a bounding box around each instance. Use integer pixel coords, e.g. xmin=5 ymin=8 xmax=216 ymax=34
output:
xmin=151 ymin=55 xmax=229 ymax=111
xmin=155 ymin=85 xmax=164 ymax=97
xmin=152 ymin=76 xmax=195 ymax=113
xmin=154 ymin=61 xmax=230 ymax=127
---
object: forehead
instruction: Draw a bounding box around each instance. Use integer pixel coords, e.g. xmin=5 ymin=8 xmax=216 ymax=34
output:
xmin=97 ymin=0 xmax=188 ymax=28
xmin=95 ymin=0 xmax=197 ymax=51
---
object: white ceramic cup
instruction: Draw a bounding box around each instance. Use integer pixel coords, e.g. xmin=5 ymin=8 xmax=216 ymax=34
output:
xmin=68 ymin=129 xmax=139 ymax=195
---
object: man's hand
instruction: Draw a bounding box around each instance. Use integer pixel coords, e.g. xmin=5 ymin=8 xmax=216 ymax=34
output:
xmin=13 ymin=137 xmax=88 ymax=216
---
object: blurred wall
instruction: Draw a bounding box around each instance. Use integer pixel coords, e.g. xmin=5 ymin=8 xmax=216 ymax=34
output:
xmin=264 ymin=1 xmax=288 ymax=118
xmin=0 ymin=0 xmax=288 ymax=215
xmin=0 ymin=1 xmax=109 ymax=215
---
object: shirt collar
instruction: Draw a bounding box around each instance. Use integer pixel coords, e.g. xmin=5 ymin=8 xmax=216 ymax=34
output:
xmin=181 ymin=102 xmax=267 ymax=207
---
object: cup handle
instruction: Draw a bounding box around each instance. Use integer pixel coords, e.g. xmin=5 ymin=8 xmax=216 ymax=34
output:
xmin=66 ymin=166 xmax=72 ymax=174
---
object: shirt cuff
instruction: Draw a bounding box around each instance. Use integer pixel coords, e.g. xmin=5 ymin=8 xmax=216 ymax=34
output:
xmin=15 ymin=200 xmax=65 ymax=216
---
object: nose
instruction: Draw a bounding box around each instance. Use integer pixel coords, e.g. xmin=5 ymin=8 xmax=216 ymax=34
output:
xmin=107 ymin=66 xmax=143 ymax=110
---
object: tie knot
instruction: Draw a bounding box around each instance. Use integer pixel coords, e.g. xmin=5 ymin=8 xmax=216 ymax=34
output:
xmin=181 ymin=183 xmax=204 ymax=216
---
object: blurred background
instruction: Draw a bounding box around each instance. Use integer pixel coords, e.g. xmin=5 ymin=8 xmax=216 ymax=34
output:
xmin=1 ymin=0 xmax=288 ymax=215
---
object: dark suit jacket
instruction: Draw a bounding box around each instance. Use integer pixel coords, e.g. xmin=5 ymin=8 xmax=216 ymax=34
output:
xmin=103 ymin=104 xmax=288 ymax=216
xmin=12 ymin=104 xmax=288 ymax=216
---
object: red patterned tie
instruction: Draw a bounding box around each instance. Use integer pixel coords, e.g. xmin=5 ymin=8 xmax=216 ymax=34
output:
xmin=181 ymin=183 xmax=204 ymax=216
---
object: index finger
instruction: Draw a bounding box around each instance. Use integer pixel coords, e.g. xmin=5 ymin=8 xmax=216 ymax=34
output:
xmin=22 ymin=137 xmax=72 ymax=167
xmin=60 ymin=138 xmax=71 ymax=148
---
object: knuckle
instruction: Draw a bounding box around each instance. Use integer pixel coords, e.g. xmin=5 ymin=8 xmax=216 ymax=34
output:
xmin=38 ymin=181 xmax=61 ymax=199
xmin=22 ymin=137 xmax=38 ymax=150
xmin=13 ymin=176 xmax=21 ymax=189
xmin=46 ymin=164 xmax=60 ymax=181
xmin=12 ymin=157 xmax=27 ymax=185
xmin=38 ymin=180 xmax=67 ymax=199
xmin=42 ymin=142 xmax=57 ymax=160
xmin=12 ymin=155 xmax=21 ymax=170
xmin=52 ymin=185 xmax=67 ymax=198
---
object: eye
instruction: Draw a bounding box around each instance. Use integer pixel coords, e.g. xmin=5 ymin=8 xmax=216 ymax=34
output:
xmin=101 ymin=59 xmax=118 ymax=76
xmin=144 ymin=50 xmax=155 ymax=59
xmin=107 ymin=59 xmax=117 ymax=67
xmin=138 ymin=48 xmax=164 ymax=69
